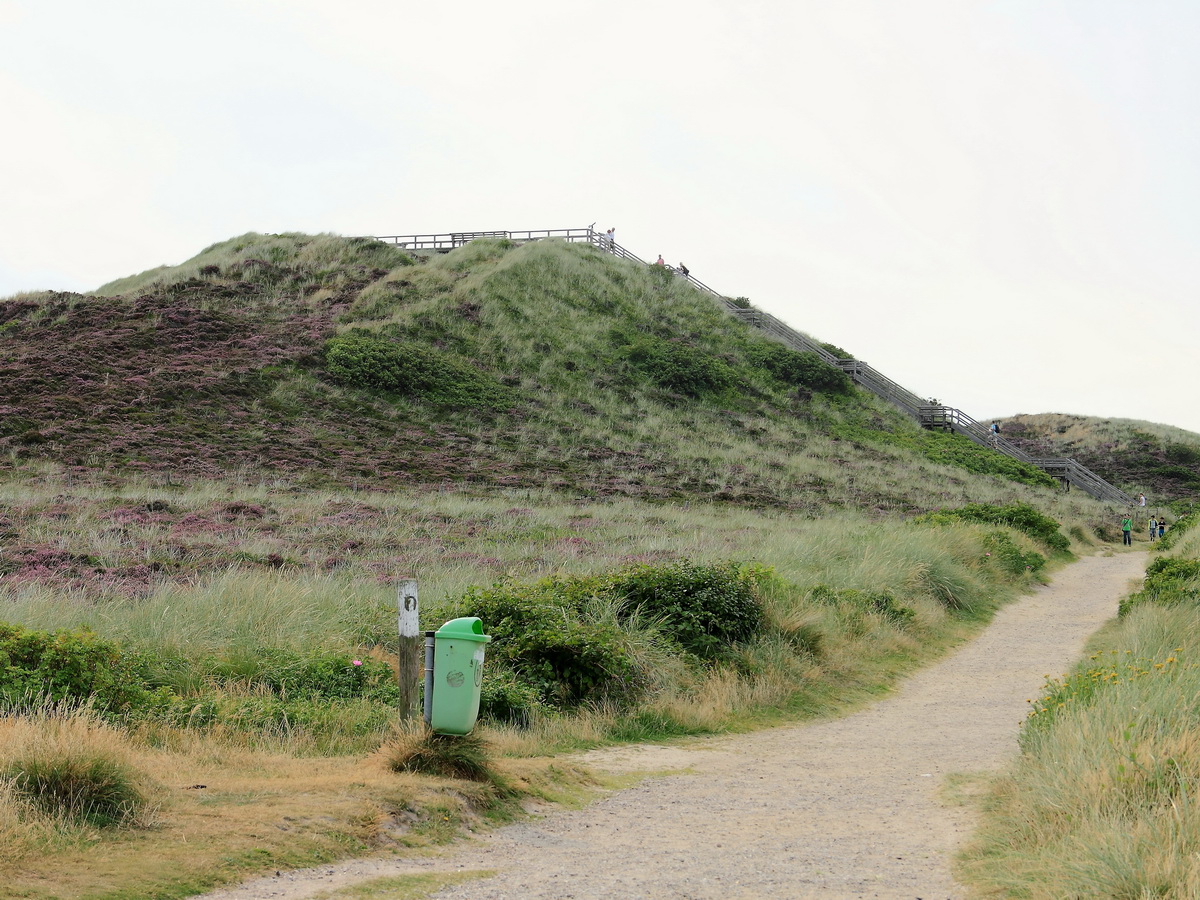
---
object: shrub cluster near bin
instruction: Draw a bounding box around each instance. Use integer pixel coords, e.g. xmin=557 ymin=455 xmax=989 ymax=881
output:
xmin=456 ymin=560 xmax=764 ymax=721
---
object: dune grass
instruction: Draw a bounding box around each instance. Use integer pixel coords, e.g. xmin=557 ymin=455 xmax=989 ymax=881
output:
xmin=0 ymin=476 xmax=1064 ymax=764
xmin=2 ymin=231 xmax=1128 ymax=515
xmin=959 ymin=526 xmax=1200 ymax=897
xmin=92 ymin=231 xmax=413 ymax=299
xmin=0 ymin=229 xmax=1158 ymax=895
xmin=0 ymin=705 xmax=158 ymax=830
xmin=1001 ymin=412 xmax=1200 ymax=509
xmin=0 ymin=469 xmax=1080 ymax=894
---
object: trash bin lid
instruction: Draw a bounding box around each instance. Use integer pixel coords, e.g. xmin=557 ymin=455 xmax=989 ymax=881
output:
xmin=435 ymin=616 xmax=492 ymax=643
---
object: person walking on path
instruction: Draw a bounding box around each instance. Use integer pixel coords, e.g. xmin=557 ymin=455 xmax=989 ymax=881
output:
xmin=1122 ymin=514 xmax=1133 ymax=546
xmin=1160 ymin=519 xmax=1167 ymax=540
xmin=1138 ymin=493 xmax=1147 ymax=507
xmin=1150 ymin=517 xmax=1159 ymax=541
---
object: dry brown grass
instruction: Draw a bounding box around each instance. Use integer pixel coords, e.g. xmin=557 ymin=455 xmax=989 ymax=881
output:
xmin=0 ymin=716 xmax=599 ymax=898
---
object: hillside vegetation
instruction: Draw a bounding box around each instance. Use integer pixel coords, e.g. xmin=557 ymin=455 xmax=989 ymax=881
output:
xmin=0 ymin=231 xmax=1171 ymax=897
xmin=961 ymin=512 xmax=1200 ymax=896
xmin=1001 ymin=412 xmax=1200 ymax=511
xmin=4 ymin=232 xmax=1072 ymax=512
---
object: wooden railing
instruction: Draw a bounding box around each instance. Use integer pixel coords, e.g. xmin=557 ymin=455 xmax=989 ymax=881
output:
xmin=373 ymin=228 xmax=597 ymax=251
xmin=369 ymin=226 xmax=1133 ymax=505
xmin=373 ymin=227 xmax=729 ymax=295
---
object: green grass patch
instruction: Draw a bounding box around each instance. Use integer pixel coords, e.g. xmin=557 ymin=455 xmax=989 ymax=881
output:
xmin=917 ymin=502 xmax=1071 ymax=554
xmin=325 ymin=332 xmax=515 ymax=410
xmin=960 ymin=532 xmax=1200 ymax=897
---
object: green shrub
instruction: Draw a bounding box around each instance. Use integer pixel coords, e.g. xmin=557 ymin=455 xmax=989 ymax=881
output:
xmin=453 ymin=560 xmax=765 ymax=708
xmin=478 ymin=667 xmax=544 ymax=727
xmin=808 ymin=584 xmax=915 ymax=626
xmin=746 ymin=343 xmax=852 ymax=394
xmin=1157 ymin=512 xmax=1197 ymax=551
xmin=819 ymin=341 xmax=852 ymax=359
xmin=919 ymin=433 xmax=1057 ymax=489
xmin=141 ymin=646 xmax=399 ymax=706
xmin=325 ymin=333 xmax=514 ymax=409
xmin=619 ymin=334 xmax=735 ymax=397
xmin=983 ymin=531 xmax=1046 ymax=576
xmin=1144 ymin=556 xmax=1200 ymax=583
xmin=457 ymin=581 xmax=646 ymax=709
xmin=609 ymin=561 xmax=764 ymax=658
xmin=1119 ymin=556 xmax=1200 ymax=616
xmin=205 ymin=648 xmax=399 ymax=703
xmin=0 ymin=624 xmax=163 ymax=717
xmin=918 ymin=503 xmax=1071 ymax=553
xmin=1165 ymin=442 xmax=1200 ymax=466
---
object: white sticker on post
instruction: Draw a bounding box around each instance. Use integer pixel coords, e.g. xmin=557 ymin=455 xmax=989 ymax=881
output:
xmin=398 ymin=579 xmax=420 ymax=638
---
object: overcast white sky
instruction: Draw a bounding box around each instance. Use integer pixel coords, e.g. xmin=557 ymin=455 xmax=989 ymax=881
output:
xmin=3 ymin=0 xmax=1197 ymax=434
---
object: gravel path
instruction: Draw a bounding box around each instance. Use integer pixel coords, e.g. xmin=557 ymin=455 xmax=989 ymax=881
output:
xmin=200 ymin=551 xmax=1146 ymax=900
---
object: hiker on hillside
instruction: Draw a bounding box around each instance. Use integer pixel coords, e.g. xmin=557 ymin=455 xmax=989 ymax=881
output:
xmin=989 ymin=422 xmax=1000 ymax=446
xmin=678 ymin=262 xmax=690 ymax=278
xmin=1121 ymin=514 xmax=1133 ymax=546
xmin=1138 ymin=493 xmax=1147 ymax=506
xmin=655 ymin=255 xmax=666 ymax=266
xmin=605 ymin=228 xmax=616 ymax=248
xmin=1159 ymin=519 xmax=1167 ymax=540
xmin=1149 ymin=517 xmax=1159 ymax=541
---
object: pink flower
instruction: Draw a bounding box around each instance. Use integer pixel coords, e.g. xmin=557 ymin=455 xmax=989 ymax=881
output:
xmin=352 ymin=659 xmax=363 ymax=666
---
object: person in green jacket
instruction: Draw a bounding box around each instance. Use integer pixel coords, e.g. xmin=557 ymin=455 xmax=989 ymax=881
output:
xmin=1122 ymin=515 xmax=1133 ymax=546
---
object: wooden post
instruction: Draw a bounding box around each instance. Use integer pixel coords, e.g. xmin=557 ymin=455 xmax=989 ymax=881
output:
xmin=397 ymin=579 xmax=421 ymax=720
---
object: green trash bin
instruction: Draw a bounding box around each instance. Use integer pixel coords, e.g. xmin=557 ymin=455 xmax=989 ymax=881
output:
xmin=430 ymin=616 xmax=492 ymax=735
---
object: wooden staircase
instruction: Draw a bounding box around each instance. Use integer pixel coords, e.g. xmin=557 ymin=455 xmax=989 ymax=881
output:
xmin=370 ymin=227 xmax=1133 ymax=505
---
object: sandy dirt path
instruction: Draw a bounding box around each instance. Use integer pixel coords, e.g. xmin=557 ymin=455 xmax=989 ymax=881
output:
xmin=200 ymin=551 xmax=1146 ymax=900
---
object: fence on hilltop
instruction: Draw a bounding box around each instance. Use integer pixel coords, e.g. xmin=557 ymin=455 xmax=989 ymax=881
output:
xmin=369 ymin=226 xmax=1133 ymax=505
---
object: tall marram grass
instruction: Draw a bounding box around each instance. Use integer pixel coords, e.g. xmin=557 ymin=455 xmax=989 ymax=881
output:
xmin=0 ymin=705 xmax=158 ymax=836
xmin=92 ymin=232 xmax=412 ymax=298
xmin=20 ymin=232 xmax=1134 ymax=520
xmin=318 ymin=236 xmax=1117 ymax=515
xmin=1 ymin=477 xmax=1047 ymax=753
xmin=1005 ymin=412 xmax=1200 ymax=456
xmin=959 ymin=527 xmax=1200 ymax=897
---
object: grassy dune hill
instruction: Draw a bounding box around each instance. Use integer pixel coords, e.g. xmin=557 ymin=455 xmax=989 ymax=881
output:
xmin=1000 ymin=412 xmax=1200 ymax=509
xmin=4 ymin=232 xmax=1064 ymax=512
xmin=0 ymin=232 xmax=1169 ymax=898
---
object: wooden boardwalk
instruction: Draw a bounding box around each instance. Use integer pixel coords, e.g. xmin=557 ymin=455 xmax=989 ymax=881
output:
xmin=370 ymin=227 xmax=1132 ymax=505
